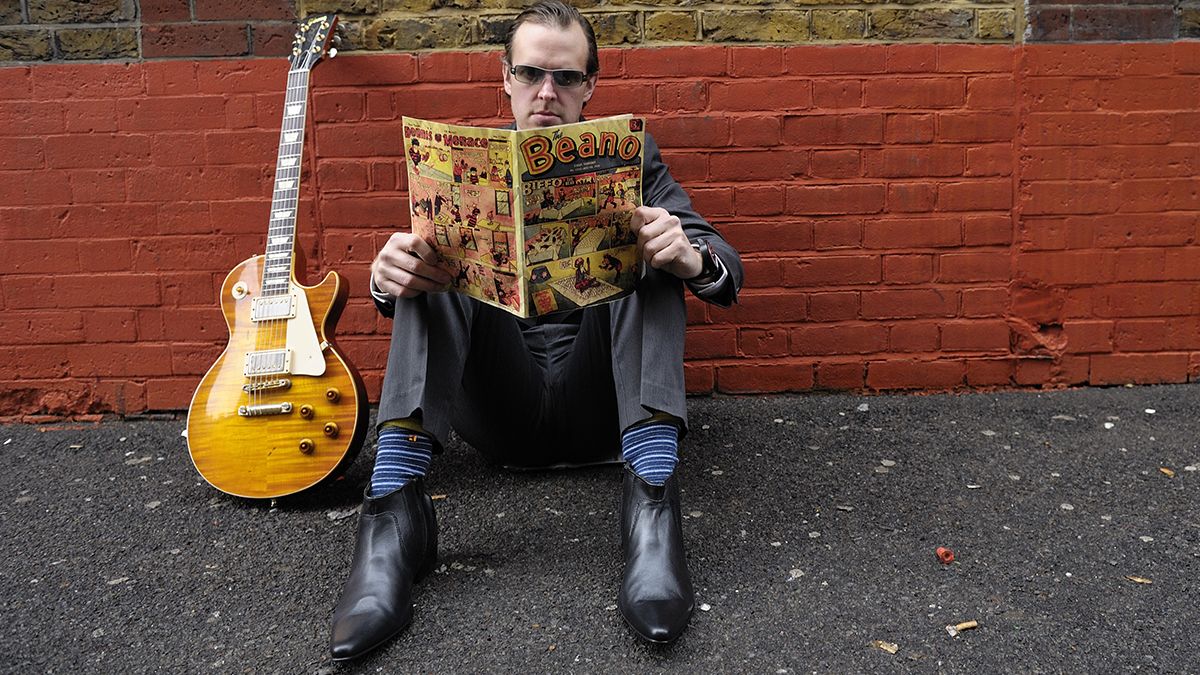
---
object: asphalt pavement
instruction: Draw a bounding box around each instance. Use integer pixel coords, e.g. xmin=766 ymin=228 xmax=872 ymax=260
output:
xmin=2 ymin=385 xmax=1198 ymax=673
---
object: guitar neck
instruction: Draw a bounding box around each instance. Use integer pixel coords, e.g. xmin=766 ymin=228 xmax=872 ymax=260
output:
xmin=262 ymin=68 xmax=310 ymax=296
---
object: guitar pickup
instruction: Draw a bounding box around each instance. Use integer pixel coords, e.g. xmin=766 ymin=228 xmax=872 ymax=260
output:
xmin=251 ymin=294 xmax=296 ymax=321
xmin=244 ymin=349 xmax=291 ymax=377
xmin=238 ymin=402 xmax=294 ymax=417
xmin=242 ymin=379 xmax=292 ymax=393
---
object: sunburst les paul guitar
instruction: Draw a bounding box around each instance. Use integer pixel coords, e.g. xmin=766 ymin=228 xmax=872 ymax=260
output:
xmin=187 ymin=14 xmax=367 ymax=499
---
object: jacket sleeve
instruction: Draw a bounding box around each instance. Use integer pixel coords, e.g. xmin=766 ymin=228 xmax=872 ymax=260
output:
xmin=641 ymin=131 xmax=743 ymax=307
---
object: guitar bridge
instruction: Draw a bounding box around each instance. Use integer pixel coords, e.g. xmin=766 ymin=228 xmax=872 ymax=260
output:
xmin=242 ymin=379 xmax=292 ymax=393
xmin=238 ymin=402 xmax=294 ymax=417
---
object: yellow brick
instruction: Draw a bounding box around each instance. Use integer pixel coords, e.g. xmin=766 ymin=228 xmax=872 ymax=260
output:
xmin=363 ymin=17 xmax=476 ymax=50
xmin=58 ymin=28 xmax=139 ymax=59
xmin=812 ymin=10 xmax=866 ymax=41
xmin=590 ymin=11 xmax=641 ymax=46
xmin=1183 ymin=8 xmax=1200 ymax=38
xmin=702 ymin=10 xmax=810 ymax=42
xmin=977 ymin=9 xmax=1014 ymax=41
xmin=867 ymin=9 xmax=973 ymax=41
xmin=0 ymin=28 xmax=53 ymax=61
xmin=646 ymin=11 xmax=699 ymax=42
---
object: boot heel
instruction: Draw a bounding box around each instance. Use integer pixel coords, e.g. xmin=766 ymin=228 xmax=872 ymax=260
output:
xmin=414 ymin=495 xmax=439 ymax=582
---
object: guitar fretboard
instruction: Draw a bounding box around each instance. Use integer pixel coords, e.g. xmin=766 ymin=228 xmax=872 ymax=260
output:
xmin=262 ymin=69 xmax=310 ymax=297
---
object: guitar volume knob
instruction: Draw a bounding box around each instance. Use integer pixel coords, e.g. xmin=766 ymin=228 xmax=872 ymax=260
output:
xmin=325 ymin=388 xmax=341 ymax=402
xmin=323 ymin=422 xmax=339 ymax=438
xmin=299 ymin=404 xmax=314 ymax=419
xmin=299 ymin=438 xmax=315 ymax=454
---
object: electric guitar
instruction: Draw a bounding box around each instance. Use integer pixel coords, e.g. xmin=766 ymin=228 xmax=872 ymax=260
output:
xmin=186 ymin=14 xmax=367 ymax=499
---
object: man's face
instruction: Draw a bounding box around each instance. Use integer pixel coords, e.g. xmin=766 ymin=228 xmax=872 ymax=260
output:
xmin=503 ymin=22 xmax=597 ymax=130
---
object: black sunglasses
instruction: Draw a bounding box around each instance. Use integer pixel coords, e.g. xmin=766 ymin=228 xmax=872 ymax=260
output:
xmin=508 ymin=64 xmax=590 ymax=88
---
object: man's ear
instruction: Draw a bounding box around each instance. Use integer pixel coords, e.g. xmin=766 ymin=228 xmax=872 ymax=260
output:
xmin=582 ymin=73 xmax=598 ymax=103
xmin=502 ymin=62 xmax=513 ymax=98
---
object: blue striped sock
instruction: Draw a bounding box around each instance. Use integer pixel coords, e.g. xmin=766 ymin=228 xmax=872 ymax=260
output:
xmin=369 ymin=426 xmax=434 ymax=498
xmin=621 ymin=422 xmax=679 ymax=486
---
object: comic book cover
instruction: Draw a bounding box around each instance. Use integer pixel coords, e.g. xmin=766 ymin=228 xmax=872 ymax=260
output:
xmin=401 ymin=115 xmax=644 ymax=318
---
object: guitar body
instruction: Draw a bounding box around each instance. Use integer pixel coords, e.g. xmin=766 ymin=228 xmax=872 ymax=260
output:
xmin=187 ymin=256 xmax=368 ymax=499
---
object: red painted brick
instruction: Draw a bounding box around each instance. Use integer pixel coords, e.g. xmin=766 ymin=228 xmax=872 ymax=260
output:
xmin=784 ymin=254 xmax=879 ymax=287
xmin=146 ymin=377 xmax=199 ymax=410
xmin=723 ymin=221 xmax=811 ymax=254
xmin=1017 ymin=250 xmax=1115 ymax=285
xmin=783 ymin=113 xmax=883 ymax=145
xmin=417 ymin=52 xmax=471 ymax=83
xmin=812 ymin=219 xmax=862 ymax=249
xmin=0 ymin=66 xmax=32 ymax=100
xmin=963 ymin=215 xmax=1012 ymax=246
xmin=867 ymin=359 xmax=965 ymax=390
xmin=626 ymin=47 xmax=727 ymax=77
xmin=710 ymin=150 xmax=807 ymax=182
xmin=961 ymin=287 xmax=1008 ymax=317
xmin=656 ymin=81 xmax=707 ymax=114
xmin=813 ymin=80 xmax=862 ymax=109
xmin=684 ymin=363 xmax=715 ymax=394
xmin=864 ymin=217 xmax=961 ymax=249
xmin=966 ymin=359 xmax=1015 ymax=387
xmin=1094 ymin=283 xmax=1199 ymax=318
xmin=1091 ymin=353 xmax=1189 ymax=385
xmin=937 ymin=180 xmax=1011 ymax=211
xmin=815 ymin=361 xmax=865 ymax=390
xmin=937 ymin=45 xmax=1015 ymax=74
xmin=938 ymin=112 xmax=1015 ymax=143
xmin=0 ymin=138 xmax=45 ymax=171
xmin=31 ymin=64 xmax=144 ymax=100
xmin=317 ymin=160 xmax=370 ymax=192
xmin=690 ymin=187 xmax=733 ymax=217
xmin=62 ymin=99 xmax=119 ymax=134
xmin=863 ymin=77 xmax=964 ymax=109
xmin=810 ymin=150 xmax=860 ymax=178
xmin=786 ymin=184 xmax=885 ymax=215
xmin=942 ymin=320 xmax=1011 ymax=352
xmin=885 ymin=44 xmax=936 ymax=73
xmin=648 ymin=115 xmax=730 ymax=148
xmin=740 ymin=328 xmax=789 ymax=357
xmin=887 ymin=183 xmax=936 ymax=213
xmin=717 ymin=362 xmax=813 ymax=393
xmin=810 ymin=291 xmax=859 ymax=321
xmin=861 ymin=289 xmax=957 ymax=319
xmin=866 ymin=147 xmax=963 ymax=178
xmin=0 ymin=101 xmax=65 ymax=135
xmin=785 ymin=45 xmax=885 ymax=74
xmin=889 ymin=321 xmax=940 ymax=352
xmin=965 ymin=144 xmax=1012 ymax=177
xmin=884 ymin=113 xmax=935 ymax=144
xmin=1062 ymin=320 xmax=1113 ymax=354
xmin=710 ymin=80 xmax=812 ymax=112
xmin=966 ymin=76 xmax=1015 ymax=110
xmin=710 ymin=291 xmax=808 ymax=324
xmin=791 ymin=323 xmax=887 ymax=356
xmin=684 ymin=328 xmax=738 ymax=359
xmin=883 ymin=254 xmax=933 ymax=284
xmin=939 ymin=251 xmax=1009 ymax=282
xmin=45 ymin=133 xmax=153 ymax=169
xmin=731 ymin=116 xmax=781 ymax=147
xmin=730 ymin=47 xmax=784 ymax=77
xmin=733 ymin=186 xmax=785 ymax=217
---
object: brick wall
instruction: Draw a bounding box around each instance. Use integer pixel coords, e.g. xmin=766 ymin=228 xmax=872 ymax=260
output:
xmin=4 ymin=1 xmax=1200 ymax=66
xmin=2 ymin=42 xmax=1199 ymax=418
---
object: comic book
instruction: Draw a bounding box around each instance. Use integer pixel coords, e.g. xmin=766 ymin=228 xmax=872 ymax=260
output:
xmin=401 ymin=114 xmax=645 ymax=318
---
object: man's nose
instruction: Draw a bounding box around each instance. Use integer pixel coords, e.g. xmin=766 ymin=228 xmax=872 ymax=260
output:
xmin=537 ymin=76 xmax=557 ymax=99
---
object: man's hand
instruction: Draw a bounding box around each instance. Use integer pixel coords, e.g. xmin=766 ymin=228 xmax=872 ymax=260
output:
xmin=371 ymin=232 xmax=453 ymax=299
xmin=630 ymin=206 xmax=703 ymax=280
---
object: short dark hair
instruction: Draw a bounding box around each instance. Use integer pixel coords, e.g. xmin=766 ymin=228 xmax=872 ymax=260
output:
xmin=503 ymin=0 xmax=599 ymax=76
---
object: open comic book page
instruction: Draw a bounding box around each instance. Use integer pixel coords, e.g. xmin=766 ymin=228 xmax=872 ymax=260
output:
xmin=403 ymin=118 xmax=524 ymax=315
xmin=515 ymin=116 xmax=644 ymax=317
xmin=401 ymin=115 xmax=644 ymax=318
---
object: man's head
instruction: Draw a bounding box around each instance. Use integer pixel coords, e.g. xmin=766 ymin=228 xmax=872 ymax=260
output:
xmin=502 ymin=0 xmax=599 ymax=130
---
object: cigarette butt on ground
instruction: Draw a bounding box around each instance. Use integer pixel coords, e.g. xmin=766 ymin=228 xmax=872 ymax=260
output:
xmin=945 ymin=619 xmax=980 ymax=637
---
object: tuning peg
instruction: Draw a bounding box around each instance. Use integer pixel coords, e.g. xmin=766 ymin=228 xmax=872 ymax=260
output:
xmin=332 ymin=34 xmax=343 ymax=47
xmin=328 ymin=47 xmax=338 ymax=59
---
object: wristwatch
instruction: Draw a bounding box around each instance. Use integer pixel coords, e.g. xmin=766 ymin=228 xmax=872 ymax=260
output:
xmin=688 ymin=239 xmax=721 ymax=284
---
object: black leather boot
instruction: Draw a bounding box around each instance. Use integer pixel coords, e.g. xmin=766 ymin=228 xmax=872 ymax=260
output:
xmin=618 ymin=468 xmax=695 ymax=644
xmin=329 ymin=480 xmax=437 ymax=661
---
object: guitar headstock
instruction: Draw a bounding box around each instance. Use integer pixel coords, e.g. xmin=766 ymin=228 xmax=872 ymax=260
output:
xmin=289 ymin=14 xmax=339 ymax=72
